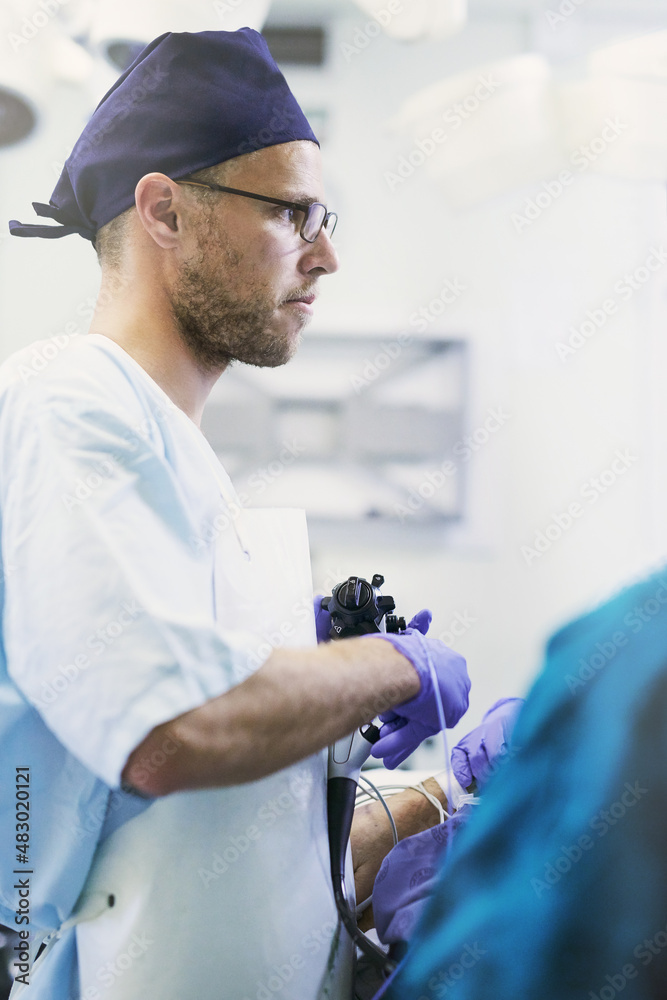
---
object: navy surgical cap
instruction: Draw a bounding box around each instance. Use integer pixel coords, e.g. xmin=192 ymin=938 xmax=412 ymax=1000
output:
xmin=9 ymin=28 xmax=318 ymax=244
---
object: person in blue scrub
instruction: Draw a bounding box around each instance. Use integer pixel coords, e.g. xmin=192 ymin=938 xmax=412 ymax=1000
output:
xmin=382 ymin=568 xmax=667 ymax=999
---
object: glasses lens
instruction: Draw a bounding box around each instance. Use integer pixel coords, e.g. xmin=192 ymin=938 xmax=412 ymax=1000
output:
xmin=302 ymin=203 xmax=327 ymax=242
xmin=323 ymin=212 xmax=337 ymax=239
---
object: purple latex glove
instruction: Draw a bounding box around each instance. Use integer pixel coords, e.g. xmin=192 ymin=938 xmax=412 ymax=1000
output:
xmin=367 ymin=610 xmax=470 ymax=768
xmin=373 ymin=805 xmax=474 ymax=946
xmin=313 ymin=595 xmax=331 ymax=643
xmin=450 ymin=696 xmax=524 ymax=790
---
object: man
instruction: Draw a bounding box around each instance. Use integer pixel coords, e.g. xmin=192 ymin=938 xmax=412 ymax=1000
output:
xmin=1 ymin=29 xmax=469 ymax=999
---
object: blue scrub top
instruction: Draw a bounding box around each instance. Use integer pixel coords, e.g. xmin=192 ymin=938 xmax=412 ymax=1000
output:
xmin=385 ymin=568 xmax=667 ymax=999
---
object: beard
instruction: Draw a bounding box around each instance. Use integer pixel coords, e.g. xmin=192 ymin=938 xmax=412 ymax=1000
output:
xmin=169 ymin=235 xmax=311 ymax=373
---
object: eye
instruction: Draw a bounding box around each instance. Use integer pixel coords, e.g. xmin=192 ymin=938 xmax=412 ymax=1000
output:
xmin=275 ymin=206 xmax=301 ymax=228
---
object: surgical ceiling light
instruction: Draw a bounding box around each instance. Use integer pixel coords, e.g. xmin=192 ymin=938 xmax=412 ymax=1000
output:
xmin=351 ymin=0 xmax=466 ymax=42
xmin=0 ymin=2 xmax=49 ymax=148
xmin=390 ymin=55 xmax=564 ymax=208
xmin=48 ymin=32 xmax=96 ymax=86
xmin=89 ymin=0 xmax=273 ymax=71
xmin=588 ymin=29 xmax=667 ymax=80
xmin=0 ymin=83 xmax=36 ymax=148
xmin=556 ymin=29 xmax=667 ymax=182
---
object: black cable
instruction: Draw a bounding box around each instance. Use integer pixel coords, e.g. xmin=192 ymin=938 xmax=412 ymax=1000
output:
xmin=332 ymin=873 xmax=396 ymax=973
xmin=327 ymin=776 xmax=395 ymax=975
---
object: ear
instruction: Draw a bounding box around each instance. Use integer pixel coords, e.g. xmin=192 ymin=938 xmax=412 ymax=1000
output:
xmin=134 ymin=173 xmax=187 ymax=250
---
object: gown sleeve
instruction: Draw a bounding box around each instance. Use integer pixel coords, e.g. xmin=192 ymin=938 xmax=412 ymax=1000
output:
xmin=1 ymin=388 xmax=256 ymax=788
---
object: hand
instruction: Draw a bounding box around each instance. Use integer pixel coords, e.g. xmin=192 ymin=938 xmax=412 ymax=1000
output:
xmin=350 ymin=800 xmax=396 ymax=921
xmin=313 ymin=594 xmax=331 ymax=643
xmin=450 ymin=697 xmax=524 ymax=790
xmin=367 ymin=611 xmax=470 ymax=768
xmin=350 ymin=778 xmax=448 ymax=925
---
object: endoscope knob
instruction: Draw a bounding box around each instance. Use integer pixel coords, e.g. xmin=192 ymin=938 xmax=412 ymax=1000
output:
xmin=340 ymin=577 xmax=372 ymax=610
xmin=385 ymin=615 xmax=406 ymax=633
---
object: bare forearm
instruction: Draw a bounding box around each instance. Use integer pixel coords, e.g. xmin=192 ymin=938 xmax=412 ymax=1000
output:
xmin=353 ymin=778 xmax=449 ymax=863
xmin=122 ymin=637 xmax=419 ymax=796
xmin=352 ymin=778 xmax=448 ymax=926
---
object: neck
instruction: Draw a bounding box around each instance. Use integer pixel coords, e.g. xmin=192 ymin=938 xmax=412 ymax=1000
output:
xmin=88 ymin=267 xmax=225 ymax=427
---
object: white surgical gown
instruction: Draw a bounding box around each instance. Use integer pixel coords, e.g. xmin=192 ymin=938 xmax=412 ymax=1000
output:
xmin=0 ymin=333 xmax=311 ymax=997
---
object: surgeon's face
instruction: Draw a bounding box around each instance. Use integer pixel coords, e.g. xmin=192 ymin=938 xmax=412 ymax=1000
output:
xmin=169 ymin=140 xmax=339 ymax=372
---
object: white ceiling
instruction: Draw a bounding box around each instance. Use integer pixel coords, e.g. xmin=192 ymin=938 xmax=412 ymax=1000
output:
xmin=266 ymin=0 xmax=667 ymax=20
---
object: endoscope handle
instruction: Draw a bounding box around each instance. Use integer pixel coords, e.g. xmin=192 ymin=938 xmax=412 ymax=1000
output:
xmin=328 ymin=723 xmax=381 ymax=782
xmin=327 ymin=724 xmax=380 ymax=879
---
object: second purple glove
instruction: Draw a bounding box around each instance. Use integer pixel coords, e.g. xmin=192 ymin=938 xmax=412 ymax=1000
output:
xmin=366 ymin=610 xmax=471 ymax=768
xmin=450 ymin=696 xmax=524 ymax=790
xmin=313 ymin=595 xmax=331 ymax=643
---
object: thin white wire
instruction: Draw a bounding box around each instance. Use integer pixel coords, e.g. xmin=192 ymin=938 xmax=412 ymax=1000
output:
xmin=358 ymin=773 xmax=399 ymax=847
xmin=417 ymin=631 xmax=456 ymax=862
xmin=412 ymin=781 xmax=448 ymax=823
xmin=354 ymin=781 xmax=417 ymax=806
xmin=355 ymin=773 xmax=400 ymax=917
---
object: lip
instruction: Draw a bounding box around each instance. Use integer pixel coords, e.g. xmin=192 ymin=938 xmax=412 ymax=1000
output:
xmin=283 ymin=294 xmax=316 ymax=314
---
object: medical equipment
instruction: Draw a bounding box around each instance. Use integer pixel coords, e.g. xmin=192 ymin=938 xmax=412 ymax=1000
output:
xmin=324 ymin=574 xmax=405 ymax=974
xmin=321 ymin=573 xmax=405 ymax=639
xmin=323 ymin=574 xmax=471 ymax=983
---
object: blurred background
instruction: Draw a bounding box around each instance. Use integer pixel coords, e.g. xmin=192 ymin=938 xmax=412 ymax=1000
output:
xmin=2 ymin=0 xmax=667 ymax=755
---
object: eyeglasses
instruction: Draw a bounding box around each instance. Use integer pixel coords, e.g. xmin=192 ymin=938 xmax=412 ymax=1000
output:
xmin=176 ymin=179 xmax=338 ymax=243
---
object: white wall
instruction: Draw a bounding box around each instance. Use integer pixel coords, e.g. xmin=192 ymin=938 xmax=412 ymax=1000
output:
xmin=2 ymin=3 xmax=667 ymax=756
xmin=286 ymin=6 xmax=667 ymax=750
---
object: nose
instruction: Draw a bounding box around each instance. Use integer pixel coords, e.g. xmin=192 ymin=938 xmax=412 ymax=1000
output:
xmin=300 ymin=227 xmax=340 ymax=277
